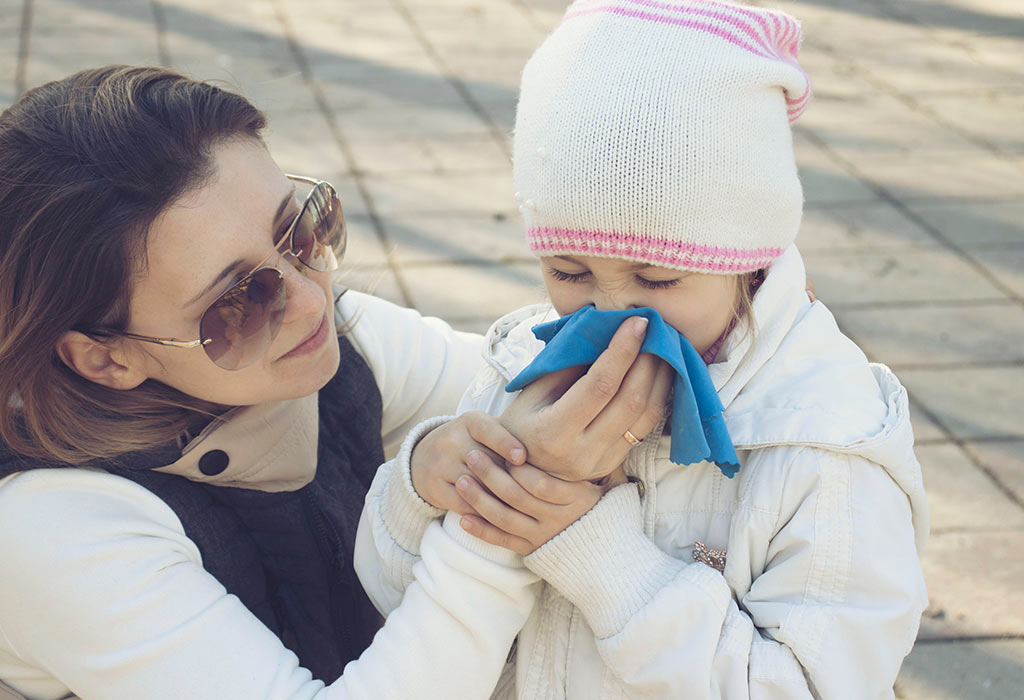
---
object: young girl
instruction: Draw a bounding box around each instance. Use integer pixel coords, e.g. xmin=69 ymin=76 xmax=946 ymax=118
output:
xmin=357 ymin=1 xmax=929 ymax=698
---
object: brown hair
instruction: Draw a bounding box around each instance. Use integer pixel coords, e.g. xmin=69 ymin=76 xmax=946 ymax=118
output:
xmin=0 ymin=65 xmax=267 ymax=464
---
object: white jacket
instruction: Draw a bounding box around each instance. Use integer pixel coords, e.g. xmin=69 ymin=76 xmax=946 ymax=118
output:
xmin=357 ymin=247 xmax=930 ymax=700
xmin=0 ymin=292 xmax=539 ymax=700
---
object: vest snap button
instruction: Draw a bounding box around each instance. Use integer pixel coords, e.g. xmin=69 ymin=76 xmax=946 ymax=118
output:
xmin=198 ymin=449 xmax=230 ymax=476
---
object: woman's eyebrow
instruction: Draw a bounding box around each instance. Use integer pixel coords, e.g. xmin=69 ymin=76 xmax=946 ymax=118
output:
xmin=184 ymin=188 xmax=296 ymax=308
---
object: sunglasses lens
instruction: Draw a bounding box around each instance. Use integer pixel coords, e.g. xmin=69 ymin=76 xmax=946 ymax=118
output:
xmin=199 ymin=268 xmax=287 ymax=370
xmin=292 ymin=182 xmax=346 ymax=272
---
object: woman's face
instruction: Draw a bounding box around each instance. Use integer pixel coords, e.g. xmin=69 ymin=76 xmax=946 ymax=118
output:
xmin=123 ymin=138 xmax=340 ymax=406
xmin=541 ymin=255 xmax=738 ymax=355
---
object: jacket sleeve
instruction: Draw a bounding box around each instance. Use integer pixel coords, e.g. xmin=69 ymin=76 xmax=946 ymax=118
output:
xmin=0 ymin=469 xmax=537 ymax=700
xmin=524 ymin=447 xmax=928 ymax=699
xmin=337 ymin=291 xmax=486 ymax=459
xmin=353 ymin=361 xmax=519 ymax=614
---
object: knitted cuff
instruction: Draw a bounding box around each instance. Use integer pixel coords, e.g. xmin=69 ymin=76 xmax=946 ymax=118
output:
xmin=381 ymin=415 xmax=450 ymax=555
xmin=441 ymin=511 xmax=525 ymax=569
xmin=523 ymin=483 xmax=686 ymax=638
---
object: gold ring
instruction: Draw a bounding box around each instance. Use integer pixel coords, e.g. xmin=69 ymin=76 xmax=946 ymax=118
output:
xmin=623 ymin=429 xmax=643 ymax=447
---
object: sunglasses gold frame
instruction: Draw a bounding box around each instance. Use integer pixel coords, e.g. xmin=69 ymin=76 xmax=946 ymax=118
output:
xmin=88 ymin=173 xmax=343 ymax=358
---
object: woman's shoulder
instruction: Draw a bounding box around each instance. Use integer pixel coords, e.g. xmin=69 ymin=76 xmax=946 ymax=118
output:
xmin=0 ymin=467 xmax=198 ymax=571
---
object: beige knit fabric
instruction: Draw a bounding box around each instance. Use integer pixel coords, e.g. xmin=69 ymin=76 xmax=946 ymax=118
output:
xmin=513 ymin=0 xmax=812 ymax=273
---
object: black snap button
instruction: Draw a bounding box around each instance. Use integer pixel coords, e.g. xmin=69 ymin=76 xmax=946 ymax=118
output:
xmin=198 ymin=449 xmax=230 ymax=476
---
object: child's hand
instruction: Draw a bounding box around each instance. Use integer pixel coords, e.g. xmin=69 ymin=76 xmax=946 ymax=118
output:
xmin=454 ymin=451 xmax=609 ymax=555
xmin=410 ymin=411 xmax=527 ymax=514
xmin=501 ymin=316 xmax=673 ymax=482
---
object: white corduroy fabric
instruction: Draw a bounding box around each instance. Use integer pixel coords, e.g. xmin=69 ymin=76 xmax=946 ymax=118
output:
xmin=513 ymin=0 xmax=813 ymax=274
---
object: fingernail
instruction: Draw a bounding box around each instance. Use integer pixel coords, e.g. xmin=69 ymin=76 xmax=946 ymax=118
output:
xmin=509 ymin=447 xmax=525 ymax=464
xmin=456 ymin=475 xmax=471 ymax=490
xmin=465 ymin=450 xmax=481 ymax=467
xmin=632 ymin=316 xmax=649 ymax=337
xmin=460 ymin=516 xmax=474 ymax=532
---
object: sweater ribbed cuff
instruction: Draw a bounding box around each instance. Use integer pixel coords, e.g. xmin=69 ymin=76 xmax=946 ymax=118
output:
xmin=523 ymin=483 xmax=687 ymax=638
xmin=381 ymin=416 xmax=450 ymax=555
xmin=441 ymin=511 xmax=525 ymax=569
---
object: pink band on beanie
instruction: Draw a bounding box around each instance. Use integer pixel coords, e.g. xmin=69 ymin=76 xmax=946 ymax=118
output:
xmin=528 ymin=227 xmax=783 ymax=273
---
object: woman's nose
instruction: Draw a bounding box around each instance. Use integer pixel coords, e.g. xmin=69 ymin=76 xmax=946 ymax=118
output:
xmin=280 ymin=261 xmax=326 ymax=321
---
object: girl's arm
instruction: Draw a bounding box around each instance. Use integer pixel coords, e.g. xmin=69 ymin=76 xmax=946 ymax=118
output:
xmin=355 ymin=313 xmax=669 ymax=609
xmin=0 ymin=468 xmax=536 ymax=700
xmin=462 ymin=447 xmax=927 ymax=699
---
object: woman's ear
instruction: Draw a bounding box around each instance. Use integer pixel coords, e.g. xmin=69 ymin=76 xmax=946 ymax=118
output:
xmin=55 ymin=331 xmax=149 ymax=390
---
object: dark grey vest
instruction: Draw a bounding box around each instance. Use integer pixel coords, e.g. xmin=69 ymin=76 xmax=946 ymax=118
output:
xmin=0 ymin=337 xmax=384 ymax=682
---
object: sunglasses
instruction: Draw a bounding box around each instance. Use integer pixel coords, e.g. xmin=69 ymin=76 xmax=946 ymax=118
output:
xmin=90 ymin=174 xmax=346 ymax=371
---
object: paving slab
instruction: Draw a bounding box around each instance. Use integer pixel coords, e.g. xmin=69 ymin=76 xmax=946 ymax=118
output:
xmin=338 ymin=215 xmax=391 ymax=268
xmin=899 ymin=366 xmax=1024 ymax=440
xmin=24 ymin=52 xmax=163 ymax=86
xmin=794 ymin=136 xmax=880 ymax=204
xmin=845 ymin=42 xmax=1024 ymax=95
xmin=802 ymin=246 xmax=1008 ymax=306
xmin=798 ymin=92 xmax=980 ymax=157
xmin=361 ymin=171 xmax=516 ymax=216
xmin=262 ymin=109 xmax=351 ymax=174
xmin=174 ymin=59 xmax=320 ymax=113
xmin=917 ymin=531 xmax=1024 ymax=639
xmin=915 ymin=443 xmax=1024 ymax=531
xmin=797 ymin=201 xmax=937 ymax=252
xmin=336 ymin=264 xmax=407 ymax=308
xmin=962 ymin=245 xmax=1024 ymax=298
xmin=335 ymin=98 xmax=495 ymax=141
xmin=841 ymin=152 xmax=1024 ymax=201
xmin=835 ymin=301 xmax=1024 ymax=366
xmin=961 ymin=439 xmax=1024 ymax=506
xmin=908 ymin=399 xmax=949 ymax=443
xmin=400 ymin=261 xmax=544 ymax=319
xmin=28 ymin=25 xmax=158 ymax=55
xmin=904 ymin=201 xmax=1024 ymax=248
xmin=910 ymin=91 xmax=1024 ymax=154
xmin=896 ymin=640 xmax=1024 ymax=700
xmin=381 ymin=211 xmax=528 ymax=264
xmin=311 ymin=53 xmax=467 ymax=109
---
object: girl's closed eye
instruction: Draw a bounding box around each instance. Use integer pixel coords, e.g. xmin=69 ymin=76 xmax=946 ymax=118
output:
xmin=548 ymin=268 xmax=591 ymax=283
xmin=635 ymin=276 xmax=681 ymax=290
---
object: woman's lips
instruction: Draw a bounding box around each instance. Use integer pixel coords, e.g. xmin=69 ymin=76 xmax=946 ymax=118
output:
xmin=280 ymin=313 xmax=329 ymax=360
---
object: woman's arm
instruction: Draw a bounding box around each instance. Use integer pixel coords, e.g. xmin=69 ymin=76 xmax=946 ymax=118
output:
xmin=461 ymin=448 xmax=927 ymax=699
xmin=337 ymin=291 xmax=486 ymax=458
xmin=0 ymin=468 xmax=536 ymax=700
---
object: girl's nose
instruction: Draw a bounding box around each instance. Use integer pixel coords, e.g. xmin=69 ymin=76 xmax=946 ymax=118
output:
xmin=593 ymin=291 xmax=637 ymax=312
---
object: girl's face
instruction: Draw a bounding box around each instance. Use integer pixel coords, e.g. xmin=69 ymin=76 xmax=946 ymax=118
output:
xmin=541 ymin=255 xmax=739 ymax=355
xmin=122 ymin=138 xmax=340 ymax=406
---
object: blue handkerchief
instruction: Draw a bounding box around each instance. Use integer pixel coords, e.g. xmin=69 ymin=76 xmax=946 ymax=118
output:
xmin=505 ymin=306 xmax=740 ymax=477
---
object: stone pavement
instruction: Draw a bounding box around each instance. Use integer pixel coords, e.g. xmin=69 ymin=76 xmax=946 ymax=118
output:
xmin=1 ymin=0 xmax=1022 ymax=697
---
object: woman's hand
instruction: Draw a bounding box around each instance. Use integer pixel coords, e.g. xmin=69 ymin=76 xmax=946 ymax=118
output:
xmin=501 ymin=316 xmax=673 ymax=482
xmin=410 ymin=411 xmax=526 ymax=514
xmin=455 ymin=452 xmax=611 ymax=555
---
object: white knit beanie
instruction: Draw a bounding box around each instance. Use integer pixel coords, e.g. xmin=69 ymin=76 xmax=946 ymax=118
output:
xmin=513 ymin=0 xmax=812 ymax=274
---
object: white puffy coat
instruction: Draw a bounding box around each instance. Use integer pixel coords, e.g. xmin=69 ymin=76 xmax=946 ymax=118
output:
xmin=357 ymin=246 xmax=929 ymax=700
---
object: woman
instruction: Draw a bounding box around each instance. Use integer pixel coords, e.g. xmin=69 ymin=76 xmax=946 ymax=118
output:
xmin=0 ymin=66 xmax=666 ymax=699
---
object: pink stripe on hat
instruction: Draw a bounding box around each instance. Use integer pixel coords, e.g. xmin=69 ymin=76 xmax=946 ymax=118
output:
xmin=528 ymin=228 xmax=783 ymax=273
xmin=563 ymin=0 xmax=812 ymax=122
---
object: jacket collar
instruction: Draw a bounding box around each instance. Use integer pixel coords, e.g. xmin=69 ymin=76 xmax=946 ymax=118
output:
xmin=151 ymin=392 xmax=319 ymax=493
